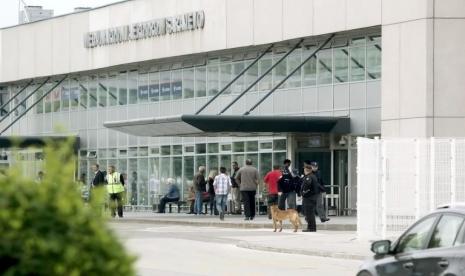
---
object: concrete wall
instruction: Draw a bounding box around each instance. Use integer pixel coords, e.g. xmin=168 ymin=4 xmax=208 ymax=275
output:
xmin=0 ymin=0 xmax=382 ymax=83
xmin=381 ymin=0 xmax=465 ymax=137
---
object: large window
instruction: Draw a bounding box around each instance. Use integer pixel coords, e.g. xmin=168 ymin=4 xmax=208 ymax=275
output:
xmin=88 ymin=76 xmax=98 ymax=108
xmin=303 ymin=49 xmax=317 ymax=87
xmin=273 ymin=54 xmax=287 ymax=89
xmin=367 ymin=44 xmax=381 ymax=80
xmin=428 ymin=215 xmax=464 ymax=249
xmin=396 ymin=216 xmax=438 ymax=253
xmin=232 ymin=62 xmax=245 ymax=94
xmin=220 ymin=63 xmax=232 ymax=94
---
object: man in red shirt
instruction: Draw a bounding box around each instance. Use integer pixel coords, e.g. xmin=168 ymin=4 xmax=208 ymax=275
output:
xmin=264 ymin=165 xmax=281 ymax=219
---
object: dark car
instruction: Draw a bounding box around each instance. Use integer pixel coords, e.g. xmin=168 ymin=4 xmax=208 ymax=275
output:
xmin=358 ymin=204 xmax=465 ymax=276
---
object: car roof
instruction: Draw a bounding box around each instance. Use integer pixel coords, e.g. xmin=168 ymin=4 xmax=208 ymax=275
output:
xmin=433 ymin=203 xmax=465 ymax=214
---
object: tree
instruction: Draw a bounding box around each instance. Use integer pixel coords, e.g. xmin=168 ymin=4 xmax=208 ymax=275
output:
xmin=0 ymin=139 xmax=136 ymax=276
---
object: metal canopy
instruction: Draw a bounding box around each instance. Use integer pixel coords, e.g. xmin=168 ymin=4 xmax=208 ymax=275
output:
xmin=104 ymin=115 xmax=350 ymax=137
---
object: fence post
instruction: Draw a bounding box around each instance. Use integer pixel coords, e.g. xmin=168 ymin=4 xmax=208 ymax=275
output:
xmin=451 ymin=138 xmax=456 ymax=204
xmin=415 ymin=139 xmax=421 ymax=220
xmin=430 ymin=137 xmax=436 ymax=211
xmin=381 ymin=139 xmax=387 ymax=239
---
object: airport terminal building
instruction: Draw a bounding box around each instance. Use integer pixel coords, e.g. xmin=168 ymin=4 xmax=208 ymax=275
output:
xmin=0 ymin=0 xmax=463 ymax=214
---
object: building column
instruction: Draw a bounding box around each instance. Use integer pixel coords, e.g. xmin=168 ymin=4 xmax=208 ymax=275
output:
xmin=381 ymin=0 xmax=465 ymax=137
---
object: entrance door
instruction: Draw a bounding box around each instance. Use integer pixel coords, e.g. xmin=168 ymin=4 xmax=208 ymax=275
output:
xmin=334 ymin=150 xmax=348 ymax=215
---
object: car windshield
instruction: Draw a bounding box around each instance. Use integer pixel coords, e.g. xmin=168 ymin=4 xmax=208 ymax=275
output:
xmin=395 ymin=216 xmax=437 ymax=254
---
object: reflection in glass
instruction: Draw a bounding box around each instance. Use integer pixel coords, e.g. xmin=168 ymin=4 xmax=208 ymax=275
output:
xmin=138 ymin=158 xmax=149 ymax=205
xmin=245 ymin=60 xmax=258 ymax=92
xmin=128 ymin=159 xmax=138 ymax=205
xmin=149 ymin=72 xmax=159 ymax=102
xmin=138 ymin=73 xmax=149 ymax=103
xmin=98 ymin=75 xmax=107 ymax=107
xmin=195 ymin=67 xmax=206 ymax=97
xmin=259 ymin=56 xmax=272 ymax=91
xmin=303 ymin=49 xmax=317 ymax=87
xmin=108 ymin=75 xmax=118 ymax=106
xmin=273 ymin=54 xmax=287 ymax=89
xmin=88 ymin=76 xmax=98 ymax=108
xmin=172 ymin=70 xmax=182 ymax=100
xmin=317 ymin=49 xmax=332 ymax=85
xmin=159 ymin=71 xmax=171 ymax=101
xmin=173 ymin=157 xmax=183 ymax=198
xmin=287 ymin=50 xmax=302 ymax=88
xmin=128 ymin=71 xmax=138 ymax=104
xmin=149 ymin=157 xmax=160 ymax=204
xmin=118 ymin=72 xmax=127 ymax=105
xmin=350 ymin=47 xmax=365 ymax=81
xmin=79 ymin=77 xmax=88 ymax=110
xmin=207 ymin=65 xmax=219 ymax=96
xmin=61 ymin=80 xmax=70 ymax=110
xmin=334 ymin=48 xmax=348 ymax=83
xmin=232 ymin=62 xmax=245 ymax=94
xmin=183 ymin=68 xmax=194 ymax=99
xmin=220 ymin=63 xmax=232 ymax=94
xmin=183 ymin=156 xmax=194 ymax=196
xmin=367 ymin=45 xmax=381 ymax=80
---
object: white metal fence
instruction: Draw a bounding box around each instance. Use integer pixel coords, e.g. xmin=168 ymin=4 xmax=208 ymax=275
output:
xmin=357 ymin=137 xmax=465 ymax=240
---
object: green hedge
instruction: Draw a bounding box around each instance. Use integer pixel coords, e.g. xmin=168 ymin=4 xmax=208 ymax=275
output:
xmin=0 ymin=139 xmax=136 ymax=276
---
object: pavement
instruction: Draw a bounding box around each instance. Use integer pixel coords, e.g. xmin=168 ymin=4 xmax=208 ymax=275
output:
xmin=112 ymin=222 xmax=366 ymax=276
xmin=119 ymin=211 xmax=357 ymax=231
xmin=112 ymin=212 xmax=371 ymax=261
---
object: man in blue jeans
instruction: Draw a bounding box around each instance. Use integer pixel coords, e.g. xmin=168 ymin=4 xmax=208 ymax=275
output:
xmin=193 ymin=166 xmax=206 ymax=215
xmin=213 ymin=167 xmax=232 ymax=220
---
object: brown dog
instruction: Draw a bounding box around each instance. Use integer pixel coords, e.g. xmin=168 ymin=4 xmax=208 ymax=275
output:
xmin=270 ymin=205 xmax=302 ymax=232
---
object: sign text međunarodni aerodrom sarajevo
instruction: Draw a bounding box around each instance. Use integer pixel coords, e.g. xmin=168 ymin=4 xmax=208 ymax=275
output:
xmin=84 ymin=10 xmax=205 ymax=48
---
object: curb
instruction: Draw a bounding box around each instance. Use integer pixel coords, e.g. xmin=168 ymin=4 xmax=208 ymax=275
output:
xmin=236 ymin=241 xmax=368 ymax=261
xmin=114 ymin=218 xmax=356 ymax=231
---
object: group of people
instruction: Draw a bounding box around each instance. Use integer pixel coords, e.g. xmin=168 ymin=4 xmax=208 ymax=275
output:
xmin=185 ymin=157 xmax=328 ymax=232
xmin=73 ymin=158 xmax=329 ymax=231
xmin=263 ymin=159 xmax=329 ymax=232
xmin=187 ymin=160 xmax=259 ymax=221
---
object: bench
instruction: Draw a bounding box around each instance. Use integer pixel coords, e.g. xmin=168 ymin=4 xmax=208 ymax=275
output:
xmin=168 ymin=201 xmax=187 ymax=213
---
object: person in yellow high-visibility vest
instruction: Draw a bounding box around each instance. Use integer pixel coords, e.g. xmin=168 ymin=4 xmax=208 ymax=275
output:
xmin=106 ymin=165 xmax=125 ymax=218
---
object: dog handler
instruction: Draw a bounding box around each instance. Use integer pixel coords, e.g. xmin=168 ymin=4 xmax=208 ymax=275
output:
xmin=300 ymin=164 xmax=320 ymax=232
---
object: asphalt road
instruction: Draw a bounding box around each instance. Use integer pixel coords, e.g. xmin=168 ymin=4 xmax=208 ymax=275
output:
xmin=111 ymin=222 xmax=362 ymax=276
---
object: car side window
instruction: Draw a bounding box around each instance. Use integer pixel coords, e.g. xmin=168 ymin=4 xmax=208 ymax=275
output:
xmin=396 ymin=216 xmax=438 ymax=254
xmin=428 ymin=214 xmax=464 ymax=249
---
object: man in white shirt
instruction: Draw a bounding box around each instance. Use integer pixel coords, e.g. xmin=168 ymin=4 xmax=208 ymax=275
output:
xmin=213 ymin=167 xmax=232 ymax=221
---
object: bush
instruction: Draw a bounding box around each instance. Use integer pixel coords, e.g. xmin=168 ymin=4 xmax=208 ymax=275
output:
xmin=0 ymin=140 xmax=136 ymax=276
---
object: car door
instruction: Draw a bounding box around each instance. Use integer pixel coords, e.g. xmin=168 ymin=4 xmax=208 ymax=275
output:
xmin=412 ymin=213 xmax=465 ymax=275
xmin=375 ymin=215 xmax=439 ymax=276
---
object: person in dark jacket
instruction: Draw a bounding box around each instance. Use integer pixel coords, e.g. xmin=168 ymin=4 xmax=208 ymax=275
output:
xmin=300 ymin=164 xmax=320 ymax=232
xmin=277 ymin=159 xmax=299 ymax=210
xmin=91 ymin=163 xmax=106 ymax=188
xmin=307 ymin=161 xmax=330 ymax=223
xmin=207 ymin=170 xmax=219 ymax=215
xmin=158 ymin=178 xmax=180 ymax=213
xmin=193 ymin=166 xmax=206 ymax=215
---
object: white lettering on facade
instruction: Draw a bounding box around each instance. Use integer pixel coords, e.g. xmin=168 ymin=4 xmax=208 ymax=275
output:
xmin=84 ymin=11 xmax=205 ymax=48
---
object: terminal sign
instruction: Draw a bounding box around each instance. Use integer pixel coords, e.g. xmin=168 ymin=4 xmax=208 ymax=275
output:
xmin=84 ymin=10 xmax=205 ymax=48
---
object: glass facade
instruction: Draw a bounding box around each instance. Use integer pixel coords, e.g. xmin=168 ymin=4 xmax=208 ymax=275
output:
xmin=0 ymin=33 xmax=382 ymax=206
